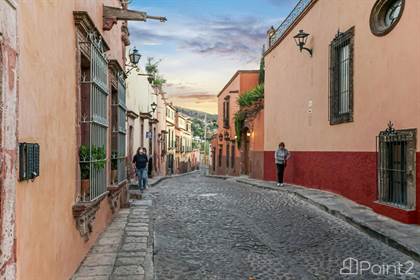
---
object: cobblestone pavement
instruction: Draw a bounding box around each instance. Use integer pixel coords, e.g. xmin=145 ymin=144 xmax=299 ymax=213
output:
xmin=150 ymin=173 xmax=420 ymax=280
xmin=72 ymin=200 xmax=153 ymax=280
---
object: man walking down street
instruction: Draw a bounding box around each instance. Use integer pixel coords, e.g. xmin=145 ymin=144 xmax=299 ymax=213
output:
xmin=133 ymin=147 xmax=148 ymax=193
xmin=275 ymin=142 xmax=290 ymax=187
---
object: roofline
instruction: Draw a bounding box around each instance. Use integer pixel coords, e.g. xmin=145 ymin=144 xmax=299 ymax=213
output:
xmin=217 ymin=70 xmax=259 ymax=97
xmin=264 ymin=0 xmax=318 ymax=57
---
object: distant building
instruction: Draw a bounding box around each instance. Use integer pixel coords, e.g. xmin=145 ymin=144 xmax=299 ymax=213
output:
xmin=126 ymin=67 xmax=159 ymax=179
xmin=166 ymin=103 xmax=177 ymax=175
xmin=211 ymin=70 xmax=260 ymax=177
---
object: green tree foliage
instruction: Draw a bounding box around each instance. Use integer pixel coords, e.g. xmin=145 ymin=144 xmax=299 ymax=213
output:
xmin=237 ymin=84 xmax=264 ymax=107
xmin=234 ymin=84 xmax=264 ymax=147
xmin=259 ymin=55 xmax=265 ymax=84
xmin=145 ymin=57 xmax=166 ymax=88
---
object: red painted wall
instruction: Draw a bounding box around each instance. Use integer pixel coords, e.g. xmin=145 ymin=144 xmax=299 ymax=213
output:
xmin=264 ymin=151 xmax=420 ymax=224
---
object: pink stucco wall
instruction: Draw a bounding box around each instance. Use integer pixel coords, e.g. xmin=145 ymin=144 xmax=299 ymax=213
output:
xmin=16 ymin=1 xmax=125 ymax=279
xmin=264 ymin=0 xmax=420 ymax=223
xmin=265 ymin=0 xmax=420 ymax=152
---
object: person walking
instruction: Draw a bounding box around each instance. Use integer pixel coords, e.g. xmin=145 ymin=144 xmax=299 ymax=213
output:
xmin=275 ymin=142 xmax=290 ymax=187
xmin=133 ymin=147 xmax=148 ymax=193
xmin=142 ymin=148 xmax=149 ymax=189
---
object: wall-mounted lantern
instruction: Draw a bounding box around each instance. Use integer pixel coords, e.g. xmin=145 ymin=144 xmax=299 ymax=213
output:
xmin=246 ymin=131 xmax=251 ymax=137
xmin=125 ymin=47 xmax=142 ymax=75
xmin=293 ymin=30 xmax=313 ymax=57
xmin=150 ymin=102 xmax=157 ymax=113
xmin=224 ymin=131 xmax=230 ymax=141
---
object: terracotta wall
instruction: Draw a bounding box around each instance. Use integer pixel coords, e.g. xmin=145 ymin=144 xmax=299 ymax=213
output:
xmin=264 ymin=0 xmax=420 ymax=224
xmin=248 ymin=110 xmax=264 ymax=179
xmin=214 ymin=71 xmax=260 ymax=176
xmin=16 ymin=1 xmax=125 ymax=279
xmin=265 ymin=0 xmax=420 ymax=152
xmin=0 ymin=0 xmax=18 ymax=278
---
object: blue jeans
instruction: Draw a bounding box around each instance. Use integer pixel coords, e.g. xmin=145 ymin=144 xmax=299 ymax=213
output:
xmin=136 ymin=168 xmax=147 ymax=191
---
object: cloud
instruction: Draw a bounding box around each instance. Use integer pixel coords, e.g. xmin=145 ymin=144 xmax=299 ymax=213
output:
xmin=172 ymin=93 xmax=216 ymax=100
xmin=130 ymin=15 xmax=270 ymax=63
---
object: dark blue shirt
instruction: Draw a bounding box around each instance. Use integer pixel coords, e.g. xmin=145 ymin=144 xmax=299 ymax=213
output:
xmin=133 ymin=154 xmax=148 ymax=169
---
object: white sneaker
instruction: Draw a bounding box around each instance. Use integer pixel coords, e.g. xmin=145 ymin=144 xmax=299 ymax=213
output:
xmin=280 ymin=183 xmax=284 ymax=187
xmin=277 ymin=183 xmax=280 ymax=186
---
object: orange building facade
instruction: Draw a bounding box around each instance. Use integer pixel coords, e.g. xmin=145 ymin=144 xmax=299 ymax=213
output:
xmin=264 ymin=0 xmax=420 ymax=224
xmin=211 ymin=70 xmax=262 ymax=177
xmin=0 ymin=1 xmax=158 ymax=279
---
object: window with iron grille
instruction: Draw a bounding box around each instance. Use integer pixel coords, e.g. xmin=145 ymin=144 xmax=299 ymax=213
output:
xmin=79 ymin=33 xmax=108 ymax=201
xmin=223 ymin=96 xmax=230 ymax=129
xmin=377 ymin=126 xmax=416 ymax=208
xmin=226 ymin=144 xmax=230 ymax=168
xmin=111 ymin=73 xmax=127 ymax=185
xmin=231 ymin=144 xmax=235 ymax=169
xmin=218 ymin=145 xmax=222 ymax=167
xmin=329 ymin=27 xmax=354 ymax=125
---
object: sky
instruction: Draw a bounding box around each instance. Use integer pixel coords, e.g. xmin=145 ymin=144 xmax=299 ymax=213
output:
xmin=129 ymin=0 xmax=298 ymax=114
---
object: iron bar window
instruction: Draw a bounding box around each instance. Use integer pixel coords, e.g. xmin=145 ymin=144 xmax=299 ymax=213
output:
xmin=111 ymin=72 xmax=127 ymax=184
xmin=231 ymin=144 xmax=235 ymax=169
xmin=218 ymin=145 xmax=222 ymax=167
xmin=226 ymin=144 xmax=230 ymax=169
xmin=377 ymin=126 xmax=416 ymax=208
xmin=329 ymin=27 xmax=354 ymax=125
xmin=223 ymin=96 xmax=230 ymax=129
xmin=80 ymin=33 xmax=108 ymax=201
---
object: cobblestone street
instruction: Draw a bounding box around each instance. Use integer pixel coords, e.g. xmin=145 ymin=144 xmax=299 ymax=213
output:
xmin=150 ymin=173 xmax=420 ymax=280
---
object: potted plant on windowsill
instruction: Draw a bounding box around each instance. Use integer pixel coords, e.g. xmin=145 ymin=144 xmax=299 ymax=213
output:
xmin=79 ymin=145 xmax=107 ymax=200
xmin=79 ymin=144 xmax=91 ymax=198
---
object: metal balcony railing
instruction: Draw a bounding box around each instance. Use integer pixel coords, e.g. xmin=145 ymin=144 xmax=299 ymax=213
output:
xmin=269 ymin=0 xmax=312 ymax=47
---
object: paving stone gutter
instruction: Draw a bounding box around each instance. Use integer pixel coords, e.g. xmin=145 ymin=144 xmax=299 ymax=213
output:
xmin=206 ymin=175 xmax=420 ymax=263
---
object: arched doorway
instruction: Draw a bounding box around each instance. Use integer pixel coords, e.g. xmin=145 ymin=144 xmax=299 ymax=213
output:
xmin=241 ymin=127 xmax=251 ymax=175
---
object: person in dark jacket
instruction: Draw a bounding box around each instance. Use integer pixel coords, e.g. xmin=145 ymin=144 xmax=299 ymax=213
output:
xmin=133 ymin=147 xmax=148 ymax=192
xmin=275 ymin=142 xmax=290 ymax=187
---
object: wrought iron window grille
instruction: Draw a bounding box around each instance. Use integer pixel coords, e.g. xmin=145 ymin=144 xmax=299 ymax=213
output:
xmin=376 ymin=122 xmax=416 ymax=209
xmin=329 ymin=27 xmax=354 ymax=125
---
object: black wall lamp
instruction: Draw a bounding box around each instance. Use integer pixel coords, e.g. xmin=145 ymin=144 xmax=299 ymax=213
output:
xmin=125 ymin=47 xmax=142 ymax=75
xmin=150 ymin=102 xmax=157 ymax=113
xmin=293 ymin=30 xmax=313 ymax=57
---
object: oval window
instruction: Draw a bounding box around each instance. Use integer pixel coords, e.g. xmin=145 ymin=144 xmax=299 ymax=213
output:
xmin=370 ymin=0 xmax=405 ymax=36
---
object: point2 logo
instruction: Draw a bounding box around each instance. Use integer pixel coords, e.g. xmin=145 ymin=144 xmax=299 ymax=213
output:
xmin=340 ymin=257 xmax=415 ymax=276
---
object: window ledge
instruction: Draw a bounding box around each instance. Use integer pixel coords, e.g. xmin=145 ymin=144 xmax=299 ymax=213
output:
xmin=373 ymin=200 xmax=415 ymax=212
xmin=108 ymin=180 xmax=128 ymax=212
xmin=72 ymin=191 xmax=109 ymax=241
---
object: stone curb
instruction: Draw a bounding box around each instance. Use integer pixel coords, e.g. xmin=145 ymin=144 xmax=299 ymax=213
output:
xmin=207 ymin=174 xmax=420 ymax=262
xmin=150 ymin=170 xmax=200 ymax=187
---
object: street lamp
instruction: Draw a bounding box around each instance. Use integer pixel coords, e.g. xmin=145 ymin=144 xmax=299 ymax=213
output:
xmin=125 ymin=47 xmax=142 ymax=75
xmin=150 ymin=102 xmax=157 ymax=113
xmin=129 ymin=47 xmax=141 ymax=65
xmin=293 ymin=30 xmax=313 ymax=57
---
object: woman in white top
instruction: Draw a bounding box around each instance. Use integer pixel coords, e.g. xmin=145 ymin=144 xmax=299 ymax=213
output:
xmin=274 ymin=142 xmax=290 ymax=186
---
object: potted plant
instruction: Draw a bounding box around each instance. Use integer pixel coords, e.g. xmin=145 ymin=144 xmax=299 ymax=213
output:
xmin=79 ymin=144 xmax=91 ymax=197
xmin=111 ymin=151 xmax=118 ymax=184
xmin=145 ymin=57 xmax=161 ymax=85
xmin=79 ymin=145 xmax=107 ymax=198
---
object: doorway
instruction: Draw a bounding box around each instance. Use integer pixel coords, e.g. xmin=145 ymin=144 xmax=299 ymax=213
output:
xmin=241 ymin=128 xmax=250 ymax=175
